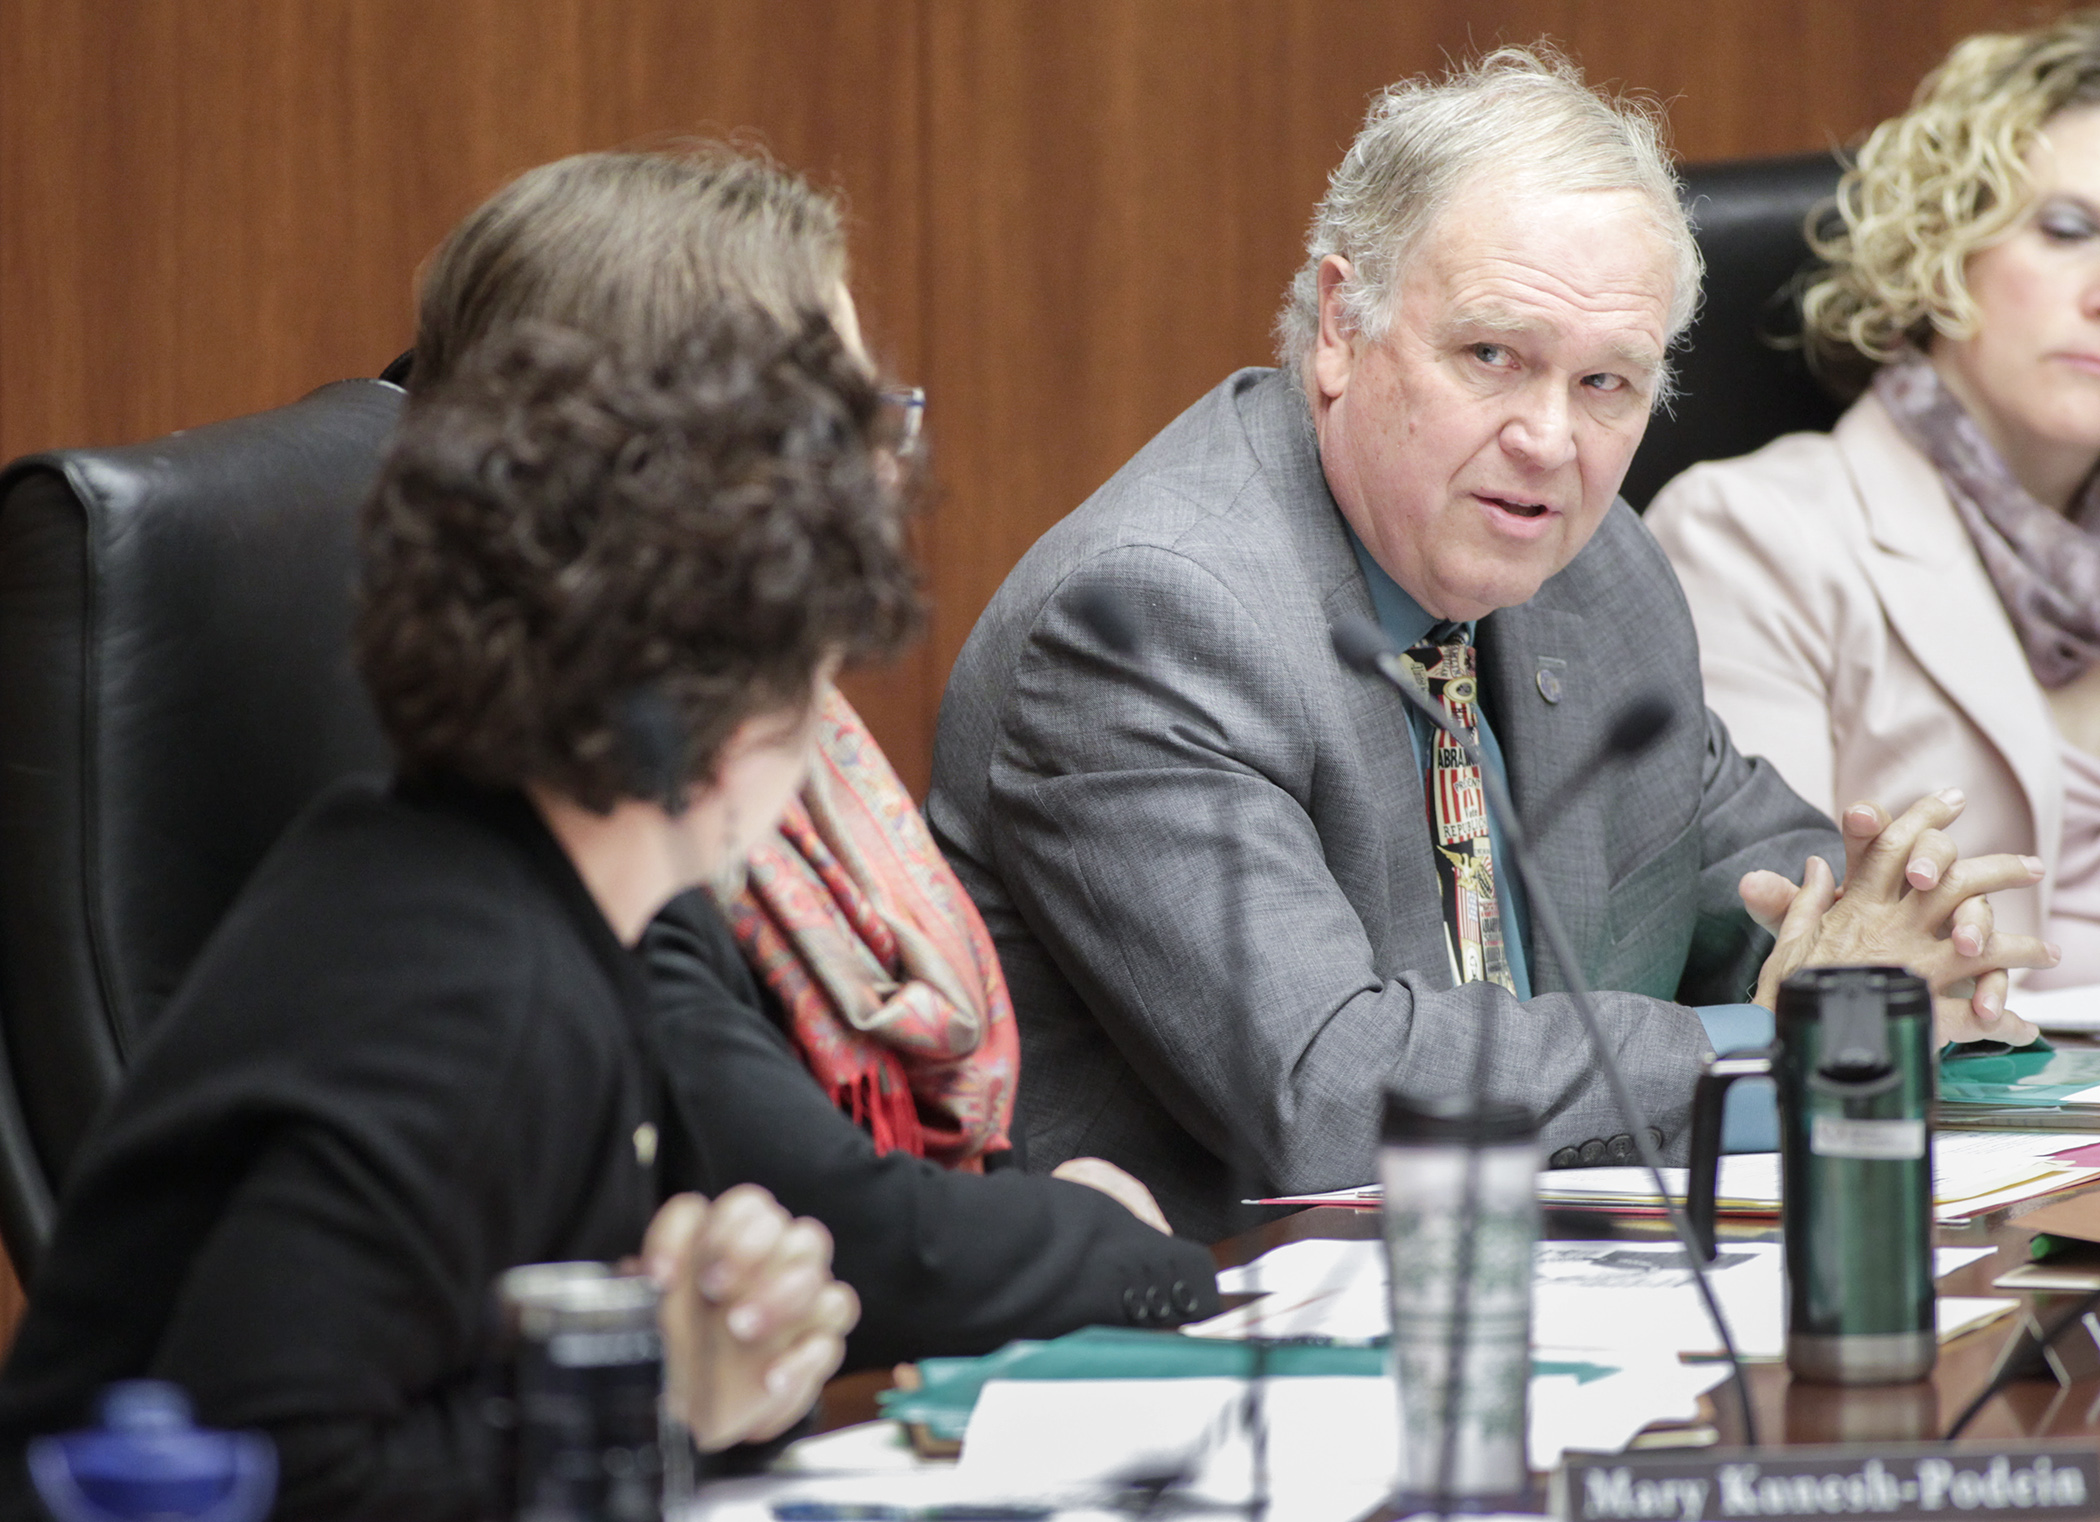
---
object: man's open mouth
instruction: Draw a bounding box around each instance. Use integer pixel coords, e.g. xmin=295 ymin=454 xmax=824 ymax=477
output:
xmin=1483 ymin=495 xmax=1550 ymax=519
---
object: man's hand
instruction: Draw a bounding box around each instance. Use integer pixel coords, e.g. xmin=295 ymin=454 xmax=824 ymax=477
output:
xmin=1740 ymin=791 xmax=2056 ymax=1045
xmin=642 ymin=1185 xmax=860 ymax=1452
xmin=1051 ymin=1156 xmax=1173 ymax=1234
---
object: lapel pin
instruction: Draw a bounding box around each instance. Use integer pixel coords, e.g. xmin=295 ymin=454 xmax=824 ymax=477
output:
xmin=1536 ymin=658 xmax=1566 ymax=704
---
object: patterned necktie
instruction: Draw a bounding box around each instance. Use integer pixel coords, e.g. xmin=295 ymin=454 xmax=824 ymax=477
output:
xmin=1402 ymin=624 xmax=1516 ymax=993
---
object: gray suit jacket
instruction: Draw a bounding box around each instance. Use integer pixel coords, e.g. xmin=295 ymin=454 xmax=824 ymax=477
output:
xmin=926 ymin=368 xmax=1841 ymax=1240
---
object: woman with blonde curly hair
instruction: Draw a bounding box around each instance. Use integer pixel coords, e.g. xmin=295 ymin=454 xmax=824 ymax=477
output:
xmin=1649 ymin=12 xmax=2100 ymax=998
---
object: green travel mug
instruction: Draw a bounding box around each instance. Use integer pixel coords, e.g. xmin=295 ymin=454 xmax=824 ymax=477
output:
xmin=1688 ymin=965 xmax=1936 ymax=1384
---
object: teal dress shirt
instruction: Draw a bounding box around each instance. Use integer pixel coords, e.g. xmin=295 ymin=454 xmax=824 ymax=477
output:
xmin=1348 ymin=530 xmax=1775 ymax=1152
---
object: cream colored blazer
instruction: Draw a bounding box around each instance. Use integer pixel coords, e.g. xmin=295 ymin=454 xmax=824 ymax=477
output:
xmin=1645 ymin=391 xmax=2057 ymax=947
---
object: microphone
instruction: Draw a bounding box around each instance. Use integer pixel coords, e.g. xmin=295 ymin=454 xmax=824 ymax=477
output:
xmin=1332 ymin=615 xmax=1675 ymax=828
xmin=1329 ymin=612 xmax=1760 ymax=1451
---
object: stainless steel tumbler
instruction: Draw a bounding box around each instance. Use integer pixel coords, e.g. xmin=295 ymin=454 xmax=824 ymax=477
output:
xmin=1379 ymin=1093 xmax=1542 ymax=1510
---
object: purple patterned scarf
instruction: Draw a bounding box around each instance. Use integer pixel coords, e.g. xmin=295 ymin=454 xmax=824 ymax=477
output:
xmin=1874 ymin=353 xmax=2100 ymax=688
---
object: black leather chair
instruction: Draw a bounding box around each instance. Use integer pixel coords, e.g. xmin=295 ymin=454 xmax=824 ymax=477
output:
xmin=1620 ymin=151 xmax=1849 ymax=510
xmin=0 ymin=379 xmax=402 ymax=1277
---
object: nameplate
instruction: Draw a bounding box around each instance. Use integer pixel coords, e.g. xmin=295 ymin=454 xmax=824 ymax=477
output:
xmin=1555 ymin=1442 xmax=2098 ymax=1521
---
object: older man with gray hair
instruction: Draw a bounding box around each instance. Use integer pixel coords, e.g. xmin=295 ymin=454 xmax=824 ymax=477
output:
xmin=928 ymin=47 xmax=2054 ymax=1240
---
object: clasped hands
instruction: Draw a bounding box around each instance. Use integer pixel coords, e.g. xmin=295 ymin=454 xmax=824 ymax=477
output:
xmin=1741 ymin=788 xmax=2058 ymax=1046
xmin=640 ymin=1184 xmax=861 ymax=1452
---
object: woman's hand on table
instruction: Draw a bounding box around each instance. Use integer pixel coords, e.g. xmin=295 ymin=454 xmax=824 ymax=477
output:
xmin=643 ymin=1184 xmax=861 ymax=1450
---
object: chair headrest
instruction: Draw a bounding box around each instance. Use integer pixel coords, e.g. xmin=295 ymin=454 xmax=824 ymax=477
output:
xmin=1620 ymin=152 xmax=1848 ymax=510
xmin=0 ymin=377 xmax=404 ymax=1248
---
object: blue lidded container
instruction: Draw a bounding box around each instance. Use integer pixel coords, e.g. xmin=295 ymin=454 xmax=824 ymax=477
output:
xmin=27 ymin=1381 xmax=275 ymax=1522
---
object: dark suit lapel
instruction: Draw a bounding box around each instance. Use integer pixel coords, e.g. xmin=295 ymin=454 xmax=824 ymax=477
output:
xmin=1478 ymin=601 xmax=1608 ymax=995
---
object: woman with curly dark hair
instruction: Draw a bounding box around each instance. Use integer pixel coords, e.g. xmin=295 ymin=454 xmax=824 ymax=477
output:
xmin=0 ymin=311 xmax=897 ymax=1519
xmin=401 ymin=147 xmax=1220 ymax=1369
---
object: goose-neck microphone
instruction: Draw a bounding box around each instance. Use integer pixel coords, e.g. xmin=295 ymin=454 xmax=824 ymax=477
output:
xmin=1329 ymin=610 xmax=1757 ymax=1450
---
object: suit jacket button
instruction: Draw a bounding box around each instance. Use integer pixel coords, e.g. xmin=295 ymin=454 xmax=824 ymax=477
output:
xmin=1606 ymin=1134 xmax=1637 ymax=1164
xmin=1578 ymin=1138 xmax=1607 ymax=1165
xmin=1171 ymin=1279 xmax=1200 ymax=1315
xmin=1145 ymin=1285 xmax=1170 ymax=1319
xmin=1123 ymin=1286 xmax=1148 ymax=1323
xmin=1549 ymin=1146 xmax=1580 ymax=1169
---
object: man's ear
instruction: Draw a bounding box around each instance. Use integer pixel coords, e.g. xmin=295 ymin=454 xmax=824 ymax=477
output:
xmin=1311 ymin=255 xmax=1359 ymax=402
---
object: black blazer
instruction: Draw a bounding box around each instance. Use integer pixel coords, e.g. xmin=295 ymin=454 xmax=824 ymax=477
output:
xmin=643 ymin=891 xmax=1220 ymax=1369
xmin=0 ymin=778 xmax=659 ymax=1522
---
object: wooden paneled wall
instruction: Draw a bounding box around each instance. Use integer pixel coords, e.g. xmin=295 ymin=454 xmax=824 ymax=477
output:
xmin=0 ymin=0 xmax=2066 ymax=1351
xmin=0 ymin=0 xmax=2051 ymax=794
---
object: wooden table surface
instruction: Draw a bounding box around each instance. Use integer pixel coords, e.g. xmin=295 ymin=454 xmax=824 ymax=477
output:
xmin=817 ymin=1187 xmax=2100 ymax=1449
xmin=1212 ymin=1194 xmax=2100 ymax=1449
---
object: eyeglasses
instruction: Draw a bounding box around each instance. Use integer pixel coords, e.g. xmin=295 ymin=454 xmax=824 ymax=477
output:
xmin=881 ymin=386 xmax=926 ymax=459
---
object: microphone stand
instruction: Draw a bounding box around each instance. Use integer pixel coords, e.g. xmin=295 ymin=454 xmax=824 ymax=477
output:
xmin=1945 ymin=1285 xmax=2100 ymax=1440
xmin=1332 ymin=615 xmax=1761 ymax=1454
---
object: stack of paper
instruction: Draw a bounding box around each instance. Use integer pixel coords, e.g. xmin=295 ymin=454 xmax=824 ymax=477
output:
xmin=1927 ymin=1132 xmax=2100 ymax=1214
xmin=1535 ymin=1132 xmax=2100 ymax=1220
xmin=1940 ymin=1047 xmax=2100 ymax=1128
xmin=1534 ymin=1155 xmax=1781 ymax=1216
xmin=1258 ymin=1131 xmax=2100 ymax=1218
xmin=1191 ymin=1237 xmax=2013 ymax=1358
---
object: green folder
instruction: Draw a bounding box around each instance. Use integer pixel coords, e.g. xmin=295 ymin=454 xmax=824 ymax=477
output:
xmin=1939 ymin=1046 xmax=2100 ymax=1130
xmin=875 ymin=1325 xmax=1618 ymax=1442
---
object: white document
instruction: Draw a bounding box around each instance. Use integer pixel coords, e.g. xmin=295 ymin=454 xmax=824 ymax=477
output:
xmin=1215 ymin=1236 xmax=1382 ymax=1297
xmin=1530 ymin=1358 xmax=1729 ymax=1466
xmin=1534 ymin=1133 xmax=2098 ymax=1219
xmin=1531 ymin=1241 xmax=1784 ymax=1357
xmin=958 ymin=1376 xmax=1395 ymax=1522
xmin=684 ymin=1467 xmax=1101 ymax=1521
xmin=956 ymin=1363 xmax=1732 ymax=1508
xmin=1534 ymin=1155 xmax=1778 ymax=1209
xmin=1529 ymin=1242 xmax=2010 ymax=1359
xmin=1286 ymin=1131 xmax=2100 ymax=1215
xmin=2009 ymin=981 xmax=2100 ymax=1033
xmin=1197 ymin=1238 xmax=2005 ymax=1354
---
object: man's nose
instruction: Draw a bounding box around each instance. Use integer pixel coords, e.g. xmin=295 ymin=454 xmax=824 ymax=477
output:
xmin=1500 ymin=382 xmax=1577 ymax=471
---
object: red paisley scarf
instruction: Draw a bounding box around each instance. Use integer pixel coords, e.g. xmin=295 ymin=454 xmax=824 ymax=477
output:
xmin=713 ymin=689 xmax=1018 ymax=1170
